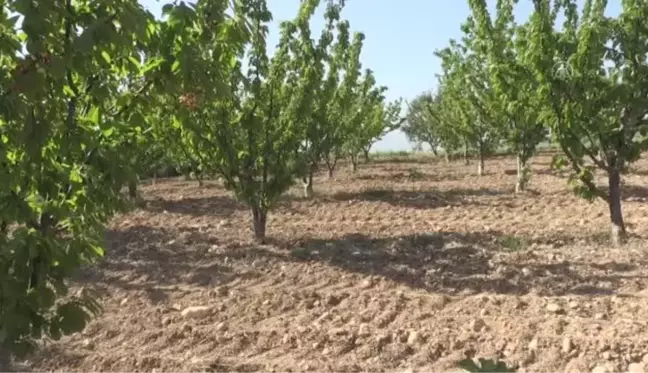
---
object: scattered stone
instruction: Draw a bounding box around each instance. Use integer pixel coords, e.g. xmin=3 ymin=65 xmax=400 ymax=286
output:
xmin=430 ymin=294 xmax=450 ymax=309
xmin=329 ymin=327 xmax=348 ymax=337
xmin=642 ymin=354 xmax=648 ymax=365
xmin=521 ymin=267 xmax=532 ymax=277
xmin=568 ymin=301 xmax=579 ymax=309
xmin=528 ymin=338 xmax=539 ymax=351
xmin=322 ymin=348 xmax=331 ymax=355
xmin=215 ymin=322 xmax=228 ymax=332
xmin=562 ymin=337 xmax=574 ymax=353
xmin=82 ymin=339 xmax=94 ymax=350
xmin=594 ymin=313 xmax=605 ymax=320
xmin=564 ymin=358 xmax=589 ymax=373
xmin=629 ymin=363 xmax=646 ymax=373
xmin=161 ymin=317 xmax=172 ymax=326
xmin=120 ymin=297 xmax=129 ymax=306
xmin=358 ymin=323 xmax=371 ymax=337
xmin=360 ymin=278 xmax=374 ymax=289
xmin=377 ymin=333 xmax=392 ymax=345
xmin=180 ymin=306 xmax=213 ymax=319
xmin=407 ymin=331 xmax=422 ymax=346
xmin=591 ymin=363 xmax=615 ymax=373
xmin=546 ymin=303 xmax=564 ymax=314
xmin=262 ymin=299 xmax=271 ymax=306
xmin=470 ymin=319 xmax=487 ymax=332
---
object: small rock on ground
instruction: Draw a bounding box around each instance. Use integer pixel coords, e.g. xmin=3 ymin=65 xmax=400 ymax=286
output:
xmin=628 ymin=363 xmax=646 ymax=373
xmin=180 ymin=306 xmax=213 ymax=319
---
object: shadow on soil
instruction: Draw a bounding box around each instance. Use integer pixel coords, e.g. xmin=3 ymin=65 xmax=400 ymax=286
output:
xmin=144 ymin=195 xmax=247 ymax=217
xmin=352 ymin=170 xmax=465 ymax=183
xmin=0 ymin=354 xmax=29 ymax=373
xmin=622 ymin=184 xmax=648 ymax=200
xmin=272 ymin=230 xmax=647 ymax=297
xmin=76 ymin=225 xmax=259 ymax=294
xmin=326 ymin=187 xmax=505 ymax=209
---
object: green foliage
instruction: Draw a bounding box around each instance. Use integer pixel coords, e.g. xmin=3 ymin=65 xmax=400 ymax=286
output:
xmin=343 ymin=69 xmax=404 ymax=167
xmin=403 ymin=91 xmax=442 ymax=154
xmin=0 ymin=0 xmax=169 ymax=355
xmin=524 ymin=0 xmax=648 ymax=243
xmin=467 ymin=0 xmax=548 ymax=190
xmin=435 ymin=35 xmax=502 ymax=173
xmin=458 ymin=358 xmax=516 ymax=373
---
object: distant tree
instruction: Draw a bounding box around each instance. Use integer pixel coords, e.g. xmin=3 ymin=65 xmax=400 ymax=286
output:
xmin=436 ymin=38 xmax=502 ymax=176
xmin=404 ymin=92 xmax=442 ymax=156
xmin=467 ymin=0 xmax=548 ymax=192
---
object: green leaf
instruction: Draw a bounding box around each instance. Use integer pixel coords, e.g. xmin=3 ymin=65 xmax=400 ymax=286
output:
xmin=101 ymin=50 xmax=112 ymax=64
xmin=102 ymin=127 xmax=115 ymax=138
xmin=171 ymin=60 xmax=180 ymax=72
xmin=88 ymin=107 xmax=100 ymax=124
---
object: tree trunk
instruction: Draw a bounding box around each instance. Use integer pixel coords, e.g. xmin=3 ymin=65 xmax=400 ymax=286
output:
xmin=515 ymin=154 xmax=527 ymax=193
xmin=303 ymin=171 xmax=314 ymax=198
xmin=477 ymin=148 xmax=484 ymax=176
xmin=152 ymin=173 xmax=157 ymax=185
xmin=463 ymin=142 xmax=469 ymax=165
xmin=252 ymin=205 xmax=267 ymax=243
xmin=445 ymin=152 xmax=450 ymax=163
xmin=363 ymin=148 xmax=370 ymax=163
xmin=607 ymin=168 xmax=627 ymax=246
xmin=128 ymin=181 xmax=138 ymax=199
xmin=431 ymin=147 xmax=439 ymax=157
xmin=351 ymin=154 xmax=358 ymax=172
xmin=325 ymin=152 xmax=338 ymax=179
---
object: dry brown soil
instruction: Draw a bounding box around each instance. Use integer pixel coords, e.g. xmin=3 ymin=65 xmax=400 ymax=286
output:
xmin=18 ymin=152 xmax=648 ymax=372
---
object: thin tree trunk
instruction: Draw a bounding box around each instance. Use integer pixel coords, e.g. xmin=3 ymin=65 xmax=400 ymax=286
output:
xmin=363 ymin=148 xmax=370 ymax=163
xmin=477 ymin=145 xmax=484 ymax=176
xmin=445 ymin=152 xmax=450 ymax=163
xmin=350 ymin=154 xmax=358 ymax=172
xmin=515 ymin=154 xmax=527 ymax=193
xmin=128 ymin=181 xmax=138 ymax=199
xmin=431 ymin=147 xmax=438 ymax=157
xmin=608 ymin=168 xmax=626 ymax=246
xmin=303 ymin=170 xmax=314 ymax=198
xmin=325 ymin=152 xmax=338 ymax=179
xmin=463 ymin=140 xmax=469 ymax=165
xmin=252 ymin=205 xmax=267 ymax=243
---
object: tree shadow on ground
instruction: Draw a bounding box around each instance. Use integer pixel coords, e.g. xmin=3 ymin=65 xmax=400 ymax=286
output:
xmin=352 ymin=170 xmax=465 ymax=183
xmin=270 ymin=230 xmax=648 ymax=297
xmin=326 ymin=187 xmax=505 ymax=209
xmin=622 ymin=184 xmax=648 ymax=201
xmin=143 ymin=196 xmax=247 ymax=217
xmin=76 ymin=225 xmax=258 ymax=293
xmin=0 ymin=354 xmax=29 ymax=372
xmin=368 ymin=157 xmax=434 ymax=165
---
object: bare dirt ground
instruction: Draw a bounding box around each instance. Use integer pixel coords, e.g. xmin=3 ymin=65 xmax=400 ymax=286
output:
xmin=18 ymin=152 xmax=648 ymax=372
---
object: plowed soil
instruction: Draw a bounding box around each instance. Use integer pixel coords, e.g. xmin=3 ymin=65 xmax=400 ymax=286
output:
xmin=18 ymin=152 xmax=648 ymax=372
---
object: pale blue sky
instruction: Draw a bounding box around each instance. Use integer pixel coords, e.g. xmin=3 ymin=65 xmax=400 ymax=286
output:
xmin=140 ymin=0 xmax=622 ymax=151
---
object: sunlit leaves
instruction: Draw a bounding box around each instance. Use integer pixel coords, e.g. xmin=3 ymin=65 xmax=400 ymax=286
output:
xmin=0 ymin=0 xmax=170 ymax=356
